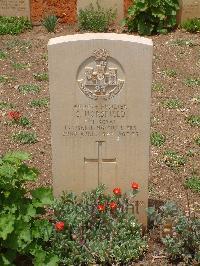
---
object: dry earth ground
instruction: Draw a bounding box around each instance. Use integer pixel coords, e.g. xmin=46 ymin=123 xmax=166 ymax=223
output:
xmin=0 ymin=25 xmax=199 ymax=264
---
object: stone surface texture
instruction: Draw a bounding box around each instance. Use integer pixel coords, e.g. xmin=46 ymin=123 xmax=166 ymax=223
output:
xmin=0 ymin=0 xmax=30 ymax=18
xmin=178 ymin=0 xmax=200 ymax=22
xmin=48 ymin=33 xmax=153 ymax=226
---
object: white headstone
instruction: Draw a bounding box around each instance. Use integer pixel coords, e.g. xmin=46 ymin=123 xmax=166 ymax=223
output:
xmin=48 ymin=33 xmax=153 ymax=226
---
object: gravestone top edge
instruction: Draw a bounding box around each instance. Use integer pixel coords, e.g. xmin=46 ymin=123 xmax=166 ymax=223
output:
xmin=48 ymin=33 xmax=153 ymax=47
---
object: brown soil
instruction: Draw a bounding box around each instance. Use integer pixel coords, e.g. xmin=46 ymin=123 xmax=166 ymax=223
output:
xmin=0 ymin=24 xmax=199 ymax=265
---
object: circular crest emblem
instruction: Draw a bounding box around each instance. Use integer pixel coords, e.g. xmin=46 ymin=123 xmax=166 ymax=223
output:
xmin=77 ymin=49 xmax=125 ymax=100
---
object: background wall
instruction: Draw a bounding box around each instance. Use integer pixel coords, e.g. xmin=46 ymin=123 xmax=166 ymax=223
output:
xmin=30 ymin=0 xmax=133 ymax=24
xmin=31 ymin=0 xmax=77 ymax=24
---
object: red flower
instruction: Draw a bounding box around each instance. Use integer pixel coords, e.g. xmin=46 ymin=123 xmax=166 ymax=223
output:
xmin=113 ymin=187 xmax=121 ymax=196
xmin=131 ymin=182 xmax=139 ymax=190
xmin=8 ymin=111 xmax=21 ymax=121
xmin=110 ymin=202 xmax=117 ymax=210
xmin=97 ymin=204 xmax=105 ymax=212
xmin=55 ymin=221 xmax=65 ymax=231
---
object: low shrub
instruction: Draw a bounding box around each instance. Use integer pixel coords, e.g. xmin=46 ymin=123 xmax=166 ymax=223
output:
xmin=151 ymin=132 xmax=166 ymax=147
xmin=30 ymin=98 xmax=49 ymax=108
xmin=12 ymin=132 xmax=38 ymax=144
xmin=42 ymin=15 xmax=58 ymax=32
xmin=0 ymin=16 xmax=32 ymax=35
xmin=185 ymin=175 xmax=200 ymax=193
xmin=148 ymin=202 xmax=200 ymax=264
xmin=78 ymin=1 xmax=116 ymax=32
xmin=123 ymin=0 xmax=179 ymax=35
xmin=187 ymin=115 xmax=200 ymax=127
xmin=33 ymin=72 xmax=49 ymax=82
xmin=164 ymin=150 xmax=186 ymax=169
xmin=0 ymin=151 xmax=57 ymax=265
xmin=181 ymin=18 xmax=200 ymax=33
xmin=18 ymin=84 xmax=40 ymax=94
xmin=50 ymin=184 xmax=146 ymax=265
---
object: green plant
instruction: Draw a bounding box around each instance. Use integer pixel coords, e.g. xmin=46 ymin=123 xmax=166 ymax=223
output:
xmin=195 ymin=136 xmax=200 ymax=146
xmin=148 ymin=201 xmax=180 ymax=228
xmin=12 ymin=62 xmax=28 ymax=70
xmin=152 ymin=83 xmax=165 ymax=92
xmin=148 ymin=202 xmax=200 ymax=264
xmin=12 ymin=132 xmax=38 ymax=144
xmin=18 ymin=117 xmax=32 ymax=128
xmin=0 ymin=102 xmax=14 ymax=110
xmin=33 ymin=72 xmax=49 ymax=82
xmin=0 ymin=16 xmax=32 ymax=35
xmin=169 ymin=38 xmax=195 ymax=47
xmin=0 ymin=151 xmax=58 ymax=265
xmin=186 ymin=149 xmax=196 ymax=157
xmin=78 ymin=1 xmax=116 ymax=32
xmin=151 ymin=132 xmax=166 ymax=146
xmin=162 ymin=216 xmax=200 ymax=263
xmin=163 ymin=98 xmax=182 ymax=109
xmin=184 ymin=78 xmax=200 ymax=87
xmin=0 ymin=75 xmax=9 ymax=83
xmin=6 ymin=39 xmax=32 ymax=50
xmin=18 ymin=84 xmax=40 ymax=94
xmin=164 ymin=150 xmax=186 ymax=168
xmin=181 ymin=18 xmax=200 ymax=33
xmin=42 ymin=15 xmax=58 ymax=32
xmin=0 ymin=50 xmax=7 ymax=60
xmin=123 ymin=0 xmax=179 ymax=35
xmin=7 ymin=111 xmax=31 ymax=128
xmin=50 ymin=184 xmax=146 ymax=265
xmin=30 ymin=98 xmax=49 ymax=108
xmin=164 ymin=69 xmax=177 ymax=77
xmin=185 ymin=175 xmax=200 ymax=193
xmin=187 ymin=115 xmax=200 ymax=127
xmin=42 ymin=53 xmax=48 ymax=60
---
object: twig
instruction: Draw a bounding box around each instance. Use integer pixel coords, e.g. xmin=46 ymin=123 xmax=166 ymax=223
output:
xmin=152 ymin=255 xmax=167 ymax=262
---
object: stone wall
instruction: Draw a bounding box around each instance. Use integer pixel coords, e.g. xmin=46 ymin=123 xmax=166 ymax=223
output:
xmin=30 ymin=0 xmax=132 ymax=24
xmin=0 ymin=0 xmax=199 ymax=24
xmin=31 ymin=0 xmax=77 ymax=24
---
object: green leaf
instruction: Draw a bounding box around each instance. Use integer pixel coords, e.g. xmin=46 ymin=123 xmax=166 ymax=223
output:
xmin=0 ymin=163 xmax=16 ymax=178
xmin=0 ymin=213 xmax=15 ymax=240
xmin=135 ymin=1 xmax=147 ymax=12
xmin=31 ymin=187 xmax=53 ymax=207
xmin=32 ymin=220 xmax=53 ymax=241
xmin=31 ymin=245 xmax=59 ymax=266
xmin=0 ymin=253 xmax=13 ymax=265
xmin=3 ymin=151 xmax=30 ymax=164
xmin=44 ymin=254 xmax=59 ymax=266
xmin=6 ymin=221 xmax=32 ymax=250
xmin=138 ymin=20 xmax=153 ymax=35
xmin=20 ymin=203 xmax=36 ymax=222
xmin=18 ymin=164 xmax=38 ymax=181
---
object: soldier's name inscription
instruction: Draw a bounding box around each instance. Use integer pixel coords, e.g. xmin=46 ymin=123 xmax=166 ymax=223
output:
xmin=63 ymin=104 xmax=139 ymax=137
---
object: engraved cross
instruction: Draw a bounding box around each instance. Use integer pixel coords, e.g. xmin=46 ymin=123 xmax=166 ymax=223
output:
xmin=84 ymin=141 xmax=116 ymax=185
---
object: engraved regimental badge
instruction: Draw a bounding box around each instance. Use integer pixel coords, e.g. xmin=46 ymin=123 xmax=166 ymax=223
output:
xmin=78 ymin=49 xmax=125 ymax=100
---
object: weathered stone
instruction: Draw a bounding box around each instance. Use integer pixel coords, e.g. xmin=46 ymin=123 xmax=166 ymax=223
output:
xmin=0 ymin=0 xmax=30 ymax=18
xmin=178 ymin=0 xmax=200 ymax=23
xmin=48 ymin=33 xmax=153 ymax=227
